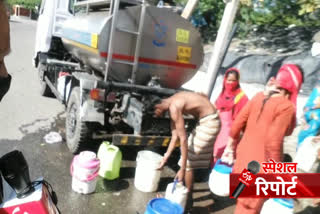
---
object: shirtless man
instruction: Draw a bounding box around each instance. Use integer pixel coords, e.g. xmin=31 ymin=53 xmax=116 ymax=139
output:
xmin=154 ymin=91 xmax=220 ymax=210
xmin=0 ymin=0 xmax=12 ymax=102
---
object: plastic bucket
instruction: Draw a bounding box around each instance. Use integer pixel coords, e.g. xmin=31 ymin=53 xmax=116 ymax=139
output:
xmin=70 ymin=151 xmax=100 ymax=194
xmin=145 ymin=198 xmax=183 ymax=214
xmin=134 ymin=150 xmax=163 ymax=192
xmin=209 ymin=159 xmax=233 ymax=197
xmin=97 ymin=141 xmax=122 ymax=180
xmin=260 ymin=198 xmax=294 ymax=214
xmin=165 ymin=181 xmax=188 ymax=210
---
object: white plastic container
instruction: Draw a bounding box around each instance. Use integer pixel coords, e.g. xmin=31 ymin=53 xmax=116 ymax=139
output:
xmin=209 ymin=159 xmax=233 ymax=197
xmin=57 ymin=72 xmax=71 ymax=100
xmin=295 ymin=136 xmax=318 ymax=172
xmin=70 ymin=151 xmax=100 ymax=194
xmin=71 ymin=176 xmax=98 ymax=194
xmin=165 ymin=182 xmax=188 ymax=210
xmin=134 ymin=150 xmax=163 ymax=192
xmin=260 ymin=198 xmax=294 ymax=214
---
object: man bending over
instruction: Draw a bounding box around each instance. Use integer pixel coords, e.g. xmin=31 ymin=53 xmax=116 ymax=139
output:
xmin=154 ymin=91 xmax=220 ymax=211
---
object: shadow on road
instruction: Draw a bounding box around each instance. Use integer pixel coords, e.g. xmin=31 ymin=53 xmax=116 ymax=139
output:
xmin=119 ymin=166 xmax=136 ymax=179
xmin=96 ymin=177 xmax=130 ymax=193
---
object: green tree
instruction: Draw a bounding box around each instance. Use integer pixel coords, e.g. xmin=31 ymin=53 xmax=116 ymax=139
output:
xmin=174 ymin=0 xmax=320 ymax=42
xmin=7 ymin=0 xmax=41 ymax=10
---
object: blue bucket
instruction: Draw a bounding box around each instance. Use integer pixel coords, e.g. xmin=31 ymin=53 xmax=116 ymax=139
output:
xmin=273 ymin=198 xmax=294 ymax=209
xmin=212 ymin=159 xmax=233 ymax=174
xmin=145 ymin=198 xmax=183 ymax=214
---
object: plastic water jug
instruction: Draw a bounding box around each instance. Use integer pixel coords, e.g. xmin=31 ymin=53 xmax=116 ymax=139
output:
xmin=209 ymin=159 xmax=233 ymax=197
xmin=145 ymin=198 xmax=183 ymax=214
xmin=134 ymin=150 xmax=163 ymax=192
xmin=97 ymin=141 xmax=122 ymax=180
xmin=70 ymin=151 xmax=100 ymax=194
xmin=295 ymin=136 xmax=318 ymax=172
xmin=165 ymin=181 xmax=188 ymax=210
xmin=261 ymin=198 xmax=294 ymax=214
xmin=57 ymin=72 xmax=71 ymax=101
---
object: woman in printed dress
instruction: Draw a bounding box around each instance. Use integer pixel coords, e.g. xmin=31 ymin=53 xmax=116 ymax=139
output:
xmin=298 ymin=81 xmax=320 ymax=147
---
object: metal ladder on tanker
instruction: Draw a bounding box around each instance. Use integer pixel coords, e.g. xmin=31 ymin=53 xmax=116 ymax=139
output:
xmin=104 ymin=0 xmax=146 ymax=84
xmin=73 ymin=0 xmax=146 ymax=84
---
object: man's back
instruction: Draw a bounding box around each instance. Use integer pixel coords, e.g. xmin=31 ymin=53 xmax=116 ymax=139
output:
xmin=167 ymin=92 xmax=215 ymax=119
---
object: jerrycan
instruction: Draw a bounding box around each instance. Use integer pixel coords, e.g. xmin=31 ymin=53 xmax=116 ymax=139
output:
xmin=97 ymin=141 xmax=122 ymax=180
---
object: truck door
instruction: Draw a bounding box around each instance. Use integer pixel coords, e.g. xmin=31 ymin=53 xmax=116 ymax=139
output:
xmin=53 ymin=0 xmax=73 ymax=37
xmin=33 ymin=0 xmax=55 ymax=66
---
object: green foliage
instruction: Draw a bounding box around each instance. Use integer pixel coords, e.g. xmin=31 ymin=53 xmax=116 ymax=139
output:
xmin=178 ymin=0 xmax=320 ymax=42
xmin=174 ymin=0 xmax=225 ymax=42
xmin=7 ymin=0 xmax=41 ymax=10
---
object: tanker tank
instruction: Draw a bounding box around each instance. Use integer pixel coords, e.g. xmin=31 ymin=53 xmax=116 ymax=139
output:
xmin=60 ymin=5 xmax=204 ymax=89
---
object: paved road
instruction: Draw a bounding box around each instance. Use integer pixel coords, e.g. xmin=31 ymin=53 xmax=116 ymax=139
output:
xmin=0 ymin=18 xmax=236 ymax=214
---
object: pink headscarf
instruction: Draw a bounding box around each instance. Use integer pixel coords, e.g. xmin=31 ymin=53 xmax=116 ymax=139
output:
xmin=215 ymin=68 xmax=241 ymax=111
xmin=275 ymin=64 xmax=303 ymax=107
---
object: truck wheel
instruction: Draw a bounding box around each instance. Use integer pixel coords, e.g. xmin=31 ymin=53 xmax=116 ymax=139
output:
xmin=38 ymin=63 xmax=53 ymax=97
xmin=66 ymin=87 xmax=91 ymax=154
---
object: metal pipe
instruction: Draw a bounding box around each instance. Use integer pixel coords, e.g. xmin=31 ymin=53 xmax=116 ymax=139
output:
xmin=204 ymin=0 xmax=240 ymax=98
xmin=97 ymin=81 xmax=179 ymax=96
xmin=206 ymin=23 xmax=238 ymax=96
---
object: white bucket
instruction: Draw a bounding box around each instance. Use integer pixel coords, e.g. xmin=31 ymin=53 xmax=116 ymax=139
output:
xmin=261 ymin=198 xmax=294 ymax=214
xmin=57 ymin=72 xmax=71 ymax=100
xmin=165 ymin=182 xmax=188 ymax=210
xmin=209 ymin=159 xmax=233 ymax=197
xmin=134 ymin=150 xmax=163 ymax=192
xmin=70 ymin=151 xmax=100 ymax=194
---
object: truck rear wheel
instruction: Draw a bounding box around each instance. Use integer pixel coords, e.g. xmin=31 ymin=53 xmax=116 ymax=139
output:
xmin=66 ymin=87 xmax=92 ymax=154
xmin=38 ymin=63 xmax=53 ymax=97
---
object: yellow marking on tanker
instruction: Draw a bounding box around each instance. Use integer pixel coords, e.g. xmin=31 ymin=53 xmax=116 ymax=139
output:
xmin=162 ymin=138 xmax=170 ymax=147
xmin=121 ymin=136 xmax=128 ymax=145
xmin=176 ymin=140 xmax=180 ymax=147
xmin=63 ymin=38 xmax=99 ymax=55
xmin=177 ymin=46 xmax=192 ymax=64
xmin=91 ymin=34 xmax=98 ymax=48
xmin=147 ymin=138 xmax=155 ymax=146
xmin=176 ymin=28 xmax=190 ymax=44
xmin=135 ymin=138 xmax=142 ymax=145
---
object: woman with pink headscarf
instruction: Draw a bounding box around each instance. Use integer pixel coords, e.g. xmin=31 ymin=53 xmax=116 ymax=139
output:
xmin=221 ymin=64 xmax=303 ymax=214
xmin=211 ymin=68 xmax=248 ymax=167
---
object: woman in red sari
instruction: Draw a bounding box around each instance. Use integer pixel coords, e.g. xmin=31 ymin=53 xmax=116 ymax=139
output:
xmin=212 ymin=68 xmax=248 ymax=167
xmin=221 ymin=64 xmax=303 ymax=214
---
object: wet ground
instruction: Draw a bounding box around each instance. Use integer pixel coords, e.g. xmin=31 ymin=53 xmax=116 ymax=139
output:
xmin=0 ymin=115 xmax=236 ymax=214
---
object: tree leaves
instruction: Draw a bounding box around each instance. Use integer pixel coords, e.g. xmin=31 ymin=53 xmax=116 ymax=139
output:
xmin=7 ymin=0 xmax=41 ymax=10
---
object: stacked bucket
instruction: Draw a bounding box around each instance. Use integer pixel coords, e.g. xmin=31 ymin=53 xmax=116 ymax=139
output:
xmin=70 ymin=151 xmax=100 ymax=194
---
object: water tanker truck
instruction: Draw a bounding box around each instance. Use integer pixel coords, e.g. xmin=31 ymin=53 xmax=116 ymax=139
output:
xmin=33 ymin=0 xmax=204 ymax=153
